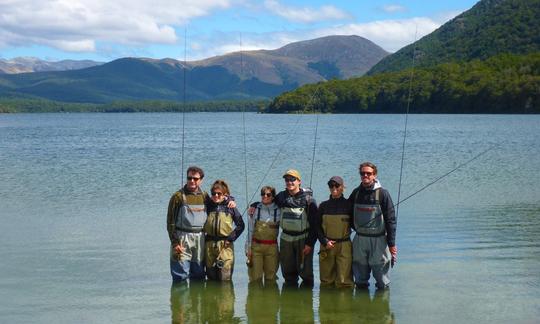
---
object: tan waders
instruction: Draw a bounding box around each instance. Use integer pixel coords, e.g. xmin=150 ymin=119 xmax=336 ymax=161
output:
xmin=204 ymin=209 xmax=235 ymax=280
xmin=319 ymin=213 xmax=353 ymax=288
xmin=248 ymin=216 xmax=279 ymax=282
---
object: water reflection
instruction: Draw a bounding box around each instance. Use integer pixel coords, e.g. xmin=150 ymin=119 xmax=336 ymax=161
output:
xmin=170 ymin=281 xmax=241 ymax=324
xmin=245 ymin=281 xmax=280 ymax=323
xmin=318 ymin=288 xmax=394 ymax=324
xmin=280 ymin=283 xmax=314 ymax=323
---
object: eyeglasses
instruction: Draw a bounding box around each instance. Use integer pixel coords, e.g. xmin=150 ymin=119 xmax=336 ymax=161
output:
xmin=261 ymin=192 xmax=273 ymax=197
xmin=211 ymin=191 xmax=223 ymax=197
xmin=187 ymin=176 xmax=201 ymax=181
xmin=360 ymin=171 xmax=373 ymax=176
xmin=328 ymin=183 xmax=341 ymax=189
xmin=284 ymin=177 xmax=297 ymax=183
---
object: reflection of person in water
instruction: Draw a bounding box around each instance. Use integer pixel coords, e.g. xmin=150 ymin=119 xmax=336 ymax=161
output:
xmin=318 ymin=288 xmax=355 ymax=323
xmin=170 ymin=281 xmax=204 ymax=324
xmin=170 ymin=281 xmax=240 ymax=324
xmin=353 ymin=290 xmax=395 ymax=324
xmin=279 ymin=283 xmax=314 ymax=323
xmin=245 ymin=281 xmax=280 ymax=324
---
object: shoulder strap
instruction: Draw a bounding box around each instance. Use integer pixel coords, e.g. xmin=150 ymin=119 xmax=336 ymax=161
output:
xmin=256 ymin=205 xmax=261 ymax=221
xmin=375 ymin=188 xmax=380 ymax=204
xmin=273 ymin=208 xmax=278 ymax=223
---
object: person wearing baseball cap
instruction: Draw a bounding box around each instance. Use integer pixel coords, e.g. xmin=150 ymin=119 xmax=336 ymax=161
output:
xmin=317 ymin=176 xmax=354 ymax=288
xmin=273 ymin=169 xmax=318 ymax=286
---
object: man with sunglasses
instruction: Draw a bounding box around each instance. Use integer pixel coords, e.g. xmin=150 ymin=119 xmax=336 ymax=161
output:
xmin=317 ymin=176 xmax=354 ymax=288
xmin=167 ymin=165 xmax=236 ymax=282
xmin=274 ymin=169 xmax=318 ymax=286
xmin=348 ymin=162 xmax=397 ymax=290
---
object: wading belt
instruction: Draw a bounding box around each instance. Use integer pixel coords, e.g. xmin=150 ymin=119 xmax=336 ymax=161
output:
xmin=354 ymin=231 xmax=385 ymax=237
xmin=177 ymin=227 xmax=203 ymax=233
xmin=325 ymin=236 xmax=350 ymax=242
xmin=282 ymin=228 xmax=309 ymax=236
xmin=252 ymin=238 xmax=278 ymax=245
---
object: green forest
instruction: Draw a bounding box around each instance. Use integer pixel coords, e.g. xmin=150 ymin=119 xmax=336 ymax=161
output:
xmin=266 ymin=53 xmax=539 ymax=114
xmin=0 ymin=99 xmax=267 ymax=113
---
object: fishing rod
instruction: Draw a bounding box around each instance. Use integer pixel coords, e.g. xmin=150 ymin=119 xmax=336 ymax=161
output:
xmin=240 ymin=32 xmax=249 ymax=212
xmin=395 ymin=145 xmax=495 ymax=207
xmin=180 ymin=27 xmax=187 ymax=188
xmin=395 ymin=26 xmax=417 ymax=220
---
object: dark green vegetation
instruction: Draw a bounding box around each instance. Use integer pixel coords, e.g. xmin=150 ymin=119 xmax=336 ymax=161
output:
xmin=0 ymin=99 xmax=267 ymax=113
xmin=267 ymin=53 xmax=539 ymax=114
xmin=268 ymin=0 xmax=540 ymax=114
xmin=369 ymin=0 xmax=540 ymax=74
xmin=0 ymin=36 xmax=387 ymax=110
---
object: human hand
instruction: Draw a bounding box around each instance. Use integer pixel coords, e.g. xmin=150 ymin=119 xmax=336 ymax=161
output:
xmin=227 ymin=199 xmax=237 ymax=209
xmin=174 ymin=243 xmax=184 ymax=254
xmin=248 ymin=206 xmax=255 ymax=216
xmin=389 ymin=246 xmax=397 ymax=267
xmin=303 ymin=245 xmax=312 ymax=255
xmin=326 ymin=240 xmax=335 ymax=249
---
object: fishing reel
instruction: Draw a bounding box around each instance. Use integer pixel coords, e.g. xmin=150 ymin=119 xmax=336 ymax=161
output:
xmin=215 ymin=259 xmax=225 ymax=269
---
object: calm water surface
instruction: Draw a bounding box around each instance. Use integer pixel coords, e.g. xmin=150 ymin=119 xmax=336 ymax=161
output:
xmin=1 ymin=113 xmax=539 ymax=323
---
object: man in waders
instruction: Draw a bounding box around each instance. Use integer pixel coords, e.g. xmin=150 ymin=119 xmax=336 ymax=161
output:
xmin=348 ymin=162 xmax=397 ymax=289
xmin=317 ymin=176 xmax=354 ymax=288
xmin=167 ymin=166 xmax=236 ymax=282
xmin=274 ymin=169 xmax=318 ymax=286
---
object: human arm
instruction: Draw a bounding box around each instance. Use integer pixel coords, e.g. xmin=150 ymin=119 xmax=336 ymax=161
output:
xmin=316 ymin=201 xmax=331 ymax=247
xmin=226 ymin=207 xmax=245 ymax=243
xmin=381 ymin=189 xmax=397 ymax=264
xmin=245 ymin=207 xmax=256 ymax=255
xmin=167 ymin=192 xmax=184 ymax=252
xmin=305 ymin=197 xmax=319 ymax=250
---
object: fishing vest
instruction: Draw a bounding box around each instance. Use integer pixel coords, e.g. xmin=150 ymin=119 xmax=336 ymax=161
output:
xmin=175 ymin=191 xmax=207 ymax=234
xmin=204 ymin=205 xmax=234 ymax=240
xmin=280 ymin=192 xmax=311 ymax=236
xmin=322 ymin=212 xmax=351 ymax=242
xmin=253 ymin=204 xmax=279 ymax=244
xmin=353 ymin=188 xmax=385 ymax=237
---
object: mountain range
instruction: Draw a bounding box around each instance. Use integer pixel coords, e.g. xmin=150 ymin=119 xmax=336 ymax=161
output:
xmin=0 ymin=35 xmax=388 ymax=103
xmin=0 ymin=57 xmax=103 ymax=74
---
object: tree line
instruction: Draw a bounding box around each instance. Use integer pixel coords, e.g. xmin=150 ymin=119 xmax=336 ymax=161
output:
xmin=0 ymin=99 xmax=268 ymax=113
xmin=266 ymin=52 xmax=540 ymax=114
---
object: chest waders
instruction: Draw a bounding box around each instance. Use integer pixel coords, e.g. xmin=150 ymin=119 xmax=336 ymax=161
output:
xmin=352 ymin=188 xmax=391 ymax=289
xmin=320 ymin=212 xmax=353 ymax=287
xmin=249 ymin=206 xmax=280 ymax=282
xmin=204 ymin=208 xmax=235 ymax=281
xmin=280 ymin=204 xmax=313 ymax=284
xmin=170 ymin=191 xmax=207 ymax=282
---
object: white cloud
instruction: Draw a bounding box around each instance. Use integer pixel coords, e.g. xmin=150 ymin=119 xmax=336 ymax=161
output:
xmin=381 ymin=4 xmax=407 ymax=13
xmin=263 ymin=0 xmax=352 ymax=23
xmin=0 ymin=0 xmax=231 ymax=52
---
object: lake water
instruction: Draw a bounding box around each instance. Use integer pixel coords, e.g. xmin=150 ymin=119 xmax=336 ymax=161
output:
xmin=1 ymin=113 xmax=539 ymax=323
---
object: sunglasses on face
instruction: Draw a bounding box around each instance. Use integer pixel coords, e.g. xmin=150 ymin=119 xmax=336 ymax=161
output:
xmin=261 ymin=192 xmax=273 ymax=198
xmin=284 ymin=177 xmax=297 ymax=183
xmin=187 ymin=176 xmax=201 ymax=181
xmin=328 ymin=183 xmax=341 ymax=189
xmin=360 ymin=171 xmax=373 ymax=176
xmin=211 ymin=191 xmax=223 ymax=197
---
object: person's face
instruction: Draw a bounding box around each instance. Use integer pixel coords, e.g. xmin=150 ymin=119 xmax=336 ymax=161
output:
xmin=261 ymin=190 xmax=274 ymax=205
xmin=186 ymin=171 xmax=202 ymax=192
xmin=328 ymin=181 xmax=343 ymax=198
xmin=284 ymin=176 xmax=300 ymax=193
xmin=210 ymin=187 xmax=225 ymax=203
xmin=360 ymin=167 xmax=376 ymax=187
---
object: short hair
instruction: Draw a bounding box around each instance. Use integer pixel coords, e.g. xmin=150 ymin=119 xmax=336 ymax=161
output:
xmin=211 ymin=179 xmax=230 ymax=196
xmin=359 ymin=161 xmax=378 ymax=175
xmin=186 ymin=166 xmax=204 ymax=179
xmin=260 ymin=186 xmax=276 ymax=197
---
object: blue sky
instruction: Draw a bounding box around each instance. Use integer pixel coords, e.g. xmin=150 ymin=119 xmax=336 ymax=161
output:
xmin=0 ymin=0 xmax=479 ymax=62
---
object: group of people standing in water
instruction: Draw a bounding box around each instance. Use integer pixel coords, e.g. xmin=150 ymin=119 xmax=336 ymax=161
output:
xmin=167 ymin=162 xmax=397 ymax=290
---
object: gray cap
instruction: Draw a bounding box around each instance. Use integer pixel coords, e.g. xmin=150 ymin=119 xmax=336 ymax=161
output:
xmin=327 ymin=176 xmax=344 ymax=185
